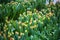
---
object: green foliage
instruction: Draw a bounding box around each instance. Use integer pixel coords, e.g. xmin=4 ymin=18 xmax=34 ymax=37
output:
xmin=0 ymin=0 xmax=60 ymax=40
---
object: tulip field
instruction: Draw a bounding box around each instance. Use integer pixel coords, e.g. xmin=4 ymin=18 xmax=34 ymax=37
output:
xmin=0 ymin=0 xmax=60 ymax=40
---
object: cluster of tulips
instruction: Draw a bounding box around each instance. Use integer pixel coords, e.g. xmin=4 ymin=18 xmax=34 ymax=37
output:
xmin=0 ymin=9 xmax=60 ymax=40
xmin=0 ymin=0 xmax=60 ymax=40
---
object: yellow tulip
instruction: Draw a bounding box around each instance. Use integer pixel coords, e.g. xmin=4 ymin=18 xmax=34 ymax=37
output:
xmin=6 ymin=20 xmax=10 ymax=23
xmin=8 ymin=32 xmax=11 ymax=37
xmin=18 ymin=21 xmax=21 ymax=24
xmin=12 ymin=32 xmax=14 ymax=35
xmin=25 ymin=30 xmax=28 ymax=32
xmin=38 ymin=15 xmax=41 ymax=19
xmin=20 ymin=33 xmax=24 ymax=35
xmin=18 ymin=36 xmax=21 ymax=39
xmin=30 ymin=25 xmax=37 ymax=29
xmin=0 ymin=4 xmax=2 ymax=7
xmin=19 ymin=26 xmax=21 ymax=29
xmin=3 ymin=34 xmax=6 ymax=38
xmin=15 ymin=31 xmax=19 ymax=35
